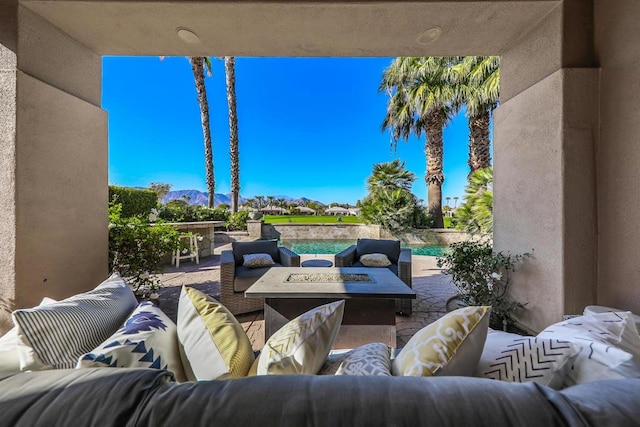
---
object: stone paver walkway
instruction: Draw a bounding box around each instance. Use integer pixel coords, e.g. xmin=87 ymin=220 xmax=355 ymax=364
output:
xmin=156 ymin=253 xmax=457 ymax=351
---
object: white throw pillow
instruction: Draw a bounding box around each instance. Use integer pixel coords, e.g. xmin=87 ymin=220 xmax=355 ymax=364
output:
xmin=12 ymin=273 xmax=138 ymax=370
xmin=256 ymin=300 xmax=345 ymax=375
xmin=243 ymin=253 xmax=275 ymax=268
xmin=359 ymin=253 xmax=392 ymax=267
xmin=0 ymin=298 xmax=56 ymax=374
xmin=77 ymin=301 xmax=186 ymax=382
xmin=475 ymin=329 xmax=580 ymax=389
xmin=538 ymin=312 xmax=640 ymax=386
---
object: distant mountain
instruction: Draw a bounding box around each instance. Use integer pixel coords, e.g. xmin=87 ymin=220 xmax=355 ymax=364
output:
xmin=162 ymin=190 xmax=324 ymax=207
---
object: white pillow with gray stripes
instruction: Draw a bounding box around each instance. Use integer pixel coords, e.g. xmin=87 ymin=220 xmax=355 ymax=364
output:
xmin=12 ymin=273 xmax=138 ymax=370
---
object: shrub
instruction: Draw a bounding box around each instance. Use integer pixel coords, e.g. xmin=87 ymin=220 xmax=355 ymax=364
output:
xmin=226 ymin=210 xmax=250 ymax=230
xmin=158 ymin=202 xmax=229 ymax=223
xmin=108 ymin=202 xmax=179 ymax=298
xmin=436 ymin=241 xmax=531 ymax=328
xmin=109 ymin=185 xmax=158 ymax=218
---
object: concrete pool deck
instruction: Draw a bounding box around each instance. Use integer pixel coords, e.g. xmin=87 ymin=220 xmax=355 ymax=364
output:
xmin=156 ymin=253 xmax=457 ymax=350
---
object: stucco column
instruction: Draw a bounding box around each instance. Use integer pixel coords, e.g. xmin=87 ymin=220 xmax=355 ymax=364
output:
xmin=0 ymin=6 xmax=108 ymax=332
xmin=494 ymin=2 xmax=598 ymax=333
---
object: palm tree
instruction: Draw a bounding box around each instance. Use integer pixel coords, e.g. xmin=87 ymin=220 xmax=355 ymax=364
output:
xmin=449 ymin=56 xmax=499 ymax=172
xmin=367 ymin=159 xmax=415 ymax=194
xmin=190 ymin=56 xmax=216 ymax=208
xmin=445 ymin=196 xmax=451 ymax=207
xmin=266 ymin=195 xmax=276 ymax=210
xmin=454 ymin=167 xmax=493 ymax=234
xmin=225 ymin=57 xmax=241 ymax=213
xmin=453 ymin=196 xmax=459 ymax=208
xmin=254 ymin=195 xmax=265 ymax=209
xmin=380 ymin=57 xmax=458 ymax=228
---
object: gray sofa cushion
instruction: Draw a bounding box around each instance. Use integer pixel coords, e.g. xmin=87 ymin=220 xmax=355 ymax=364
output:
xmin=352 ymin=260 xmax=399 ymax=276
xmin=356 ymin=238 xmax=401 ymax=264
xmin=2 ymin=368 xmax=640 ymax=426
xmin=233 ymin=263 xmax=283 ymax=293
xmin=232 ymin=240 xmax=280 ymax=266
xmin=0 ymin=368 xmax=173 ymax=427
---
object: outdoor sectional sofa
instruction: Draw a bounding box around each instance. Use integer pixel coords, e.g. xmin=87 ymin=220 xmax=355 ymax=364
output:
xmin=1 ymin=367 xmax=639 ymax=426
xmin=2 ymin=273 xmax=640 ymax=426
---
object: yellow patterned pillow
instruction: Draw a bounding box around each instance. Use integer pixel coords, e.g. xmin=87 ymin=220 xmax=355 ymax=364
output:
xmin=392 ymin=306 xmax=491 ymax=377
xmin=177 ymin=286 xmax=255 ymax=380
xmin=256 ymin=300 xmax=345 ymax=375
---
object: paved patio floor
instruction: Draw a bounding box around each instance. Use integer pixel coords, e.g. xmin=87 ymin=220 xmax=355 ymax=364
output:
xmin=156 ymin=254 xmax=457 ymax=351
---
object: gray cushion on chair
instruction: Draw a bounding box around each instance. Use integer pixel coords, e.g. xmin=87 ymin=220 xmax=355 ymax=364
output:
xmin=356 ymin=239 xmax=401 ymax=264
xmin=232 ymin=240 xmax=280 ymax=266
xmin=352 ymin=261 xmax=399 ymax=276
xmin=234 ymin=263 xmax=283 ymax=292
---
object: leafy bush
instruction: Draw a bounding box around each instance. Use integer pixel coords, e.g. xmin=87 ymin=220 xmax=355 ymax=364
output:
xmin=109 ymin=186 xmax=158 ymax=218
xmin=436 ymin=240 xmax=531 ymax=328
xmin=158 ymin=201 xmax=229 ymax=223
xmin=108 ymin=203 xmax=178 ymax=298
xmin=226 ymin=210 xmax=250 ymax=230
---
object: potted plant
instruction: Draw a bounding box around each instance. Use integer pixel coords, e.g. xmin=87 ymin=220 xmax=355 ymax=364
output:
xmin=437 ymin=241 xmax=531 ymax=330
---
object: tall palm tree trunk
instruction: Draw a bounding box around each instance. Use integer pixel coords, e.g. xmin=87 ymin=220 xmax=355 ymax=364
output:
xmin=468 ymin=109 xmax=492 ymax=171
xmin=225 ymin=57 xmax=240 ymax=214
xmin=190 ymin=57 xmax=215 ymax=208
xmin=424 ymin=110 xmax=445 ymax=228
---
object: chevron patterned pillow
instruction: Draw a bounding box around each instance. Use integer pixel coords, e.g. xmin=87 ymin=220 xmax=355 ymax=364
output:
xmin=538 ymin=312 xmax=640 ymax=386
xmin=256 ymin=300 xmax=345 ymax=375
xmin=474 ymin=330 xmax=580 ymax=390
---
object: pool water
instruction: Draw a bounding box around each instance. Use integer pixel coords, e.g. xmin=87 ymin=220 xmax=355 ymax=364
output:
xmin=280 ymin=239 xmax=448 ymax=257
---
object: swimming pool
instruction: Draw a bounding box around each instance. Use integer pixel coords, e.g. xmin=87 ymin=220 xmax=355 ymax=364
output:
xmin=279 ymin=239 xmax=448 ymax=257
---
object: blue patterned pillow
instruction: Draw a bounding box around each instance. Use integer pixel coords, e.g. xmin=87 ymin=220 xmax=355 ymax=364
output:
xmin=77 ymin=301 xmax=186 ymax=382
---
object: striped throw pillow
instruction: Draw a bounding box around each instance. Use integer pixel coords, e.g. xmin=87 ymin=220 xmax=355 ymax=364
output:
xmin=12 ymin=273 xmax=138 ymax=370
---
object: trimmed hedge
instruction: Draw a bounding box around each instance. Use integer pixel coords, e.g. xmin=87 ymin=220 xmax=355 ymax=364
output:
xmin=109 ymin=186 xmax=158 ymax=218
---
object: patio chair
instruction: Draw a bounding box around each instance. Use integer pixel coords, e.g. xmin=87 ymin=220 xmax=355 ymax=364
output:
xmin=220 ymin=240 xmax=300 ymax=315
xmin=335 ymin=238 xmax=413 ymax=315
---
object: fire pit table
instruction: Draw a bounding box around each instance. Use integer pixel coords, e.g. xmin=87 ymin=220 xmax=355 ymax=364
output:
xmin=245 ymin=267 xmax=416 ymax=348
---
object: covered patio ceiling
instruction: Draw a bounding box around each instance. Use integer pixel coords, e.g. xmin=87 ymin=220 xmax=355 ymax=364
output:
xmin=22 ymin=1 xmax=558 ymax=56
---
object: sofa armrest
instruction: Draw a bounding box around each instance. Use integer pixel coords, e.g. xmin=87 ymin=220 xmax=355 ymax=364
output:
xmin=278 ymin=247 xmax=300 ymax=267
xmin=335 ymin=245 xmax=356 ymax=267
xmin=220 ymin=250 xmax=236 ymax=285
xmin=398 ymin=248 xmax=412 ymax=287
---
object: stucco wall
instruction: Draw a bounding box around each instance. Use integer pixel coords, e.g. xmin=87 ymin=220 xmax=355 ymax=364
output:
xmin=595 ymin=0 xmax=640 ymax=313
xmin=0 ymin=44 xmax=17 ymax=332
xmin=0 ymin=7 xmax=107 ymax=332
xmin=495 ymin=69 xmax=598 ymax=332
xmin=261 ymin=223 xmax=381 ymax=241
xmin=15 ymin=72 xmax=108 ymax=309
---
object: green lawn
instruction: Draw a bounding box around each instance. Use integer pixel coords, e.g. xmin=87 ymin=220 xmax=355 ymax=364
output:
xmin=444 ymin=217 xmax=453 ymax=228
xmin=263 ymin=215 xmax=363 ymax=224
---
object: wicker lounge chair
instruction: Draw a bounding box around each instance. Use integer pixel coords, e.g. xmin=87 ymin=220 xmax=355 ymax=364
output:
xmin=220 ymin=240 xmax=300 ymax=315
xmin=334 ymin=238 xmax=412 ymax=315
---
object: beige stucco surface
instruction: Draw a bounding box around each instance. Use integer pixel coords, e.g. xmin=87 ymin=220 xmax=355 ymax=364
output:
xmin=0 ymin=44 xmax=18 ymax=332
xmin=595 ymin=0 xmax=640 ymax=314
xmin=15 ymin=72 xmax=108 ymax=309
xmin=22 ymin=0 xmax=557 ymax=57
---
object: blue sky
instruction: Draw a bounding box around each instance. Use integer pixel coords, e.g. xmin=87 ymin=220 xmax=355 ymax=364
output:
xmin=104 ymin=56 xmax=477 ymax=205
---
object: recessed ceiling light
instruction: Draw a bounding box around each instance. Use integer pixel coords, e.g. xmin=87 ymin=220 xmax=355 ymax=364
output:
xmin=416 ymin=27 xmax=442 ymax=45
xmin=176 ymin=27 xmax=200 ymax=44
